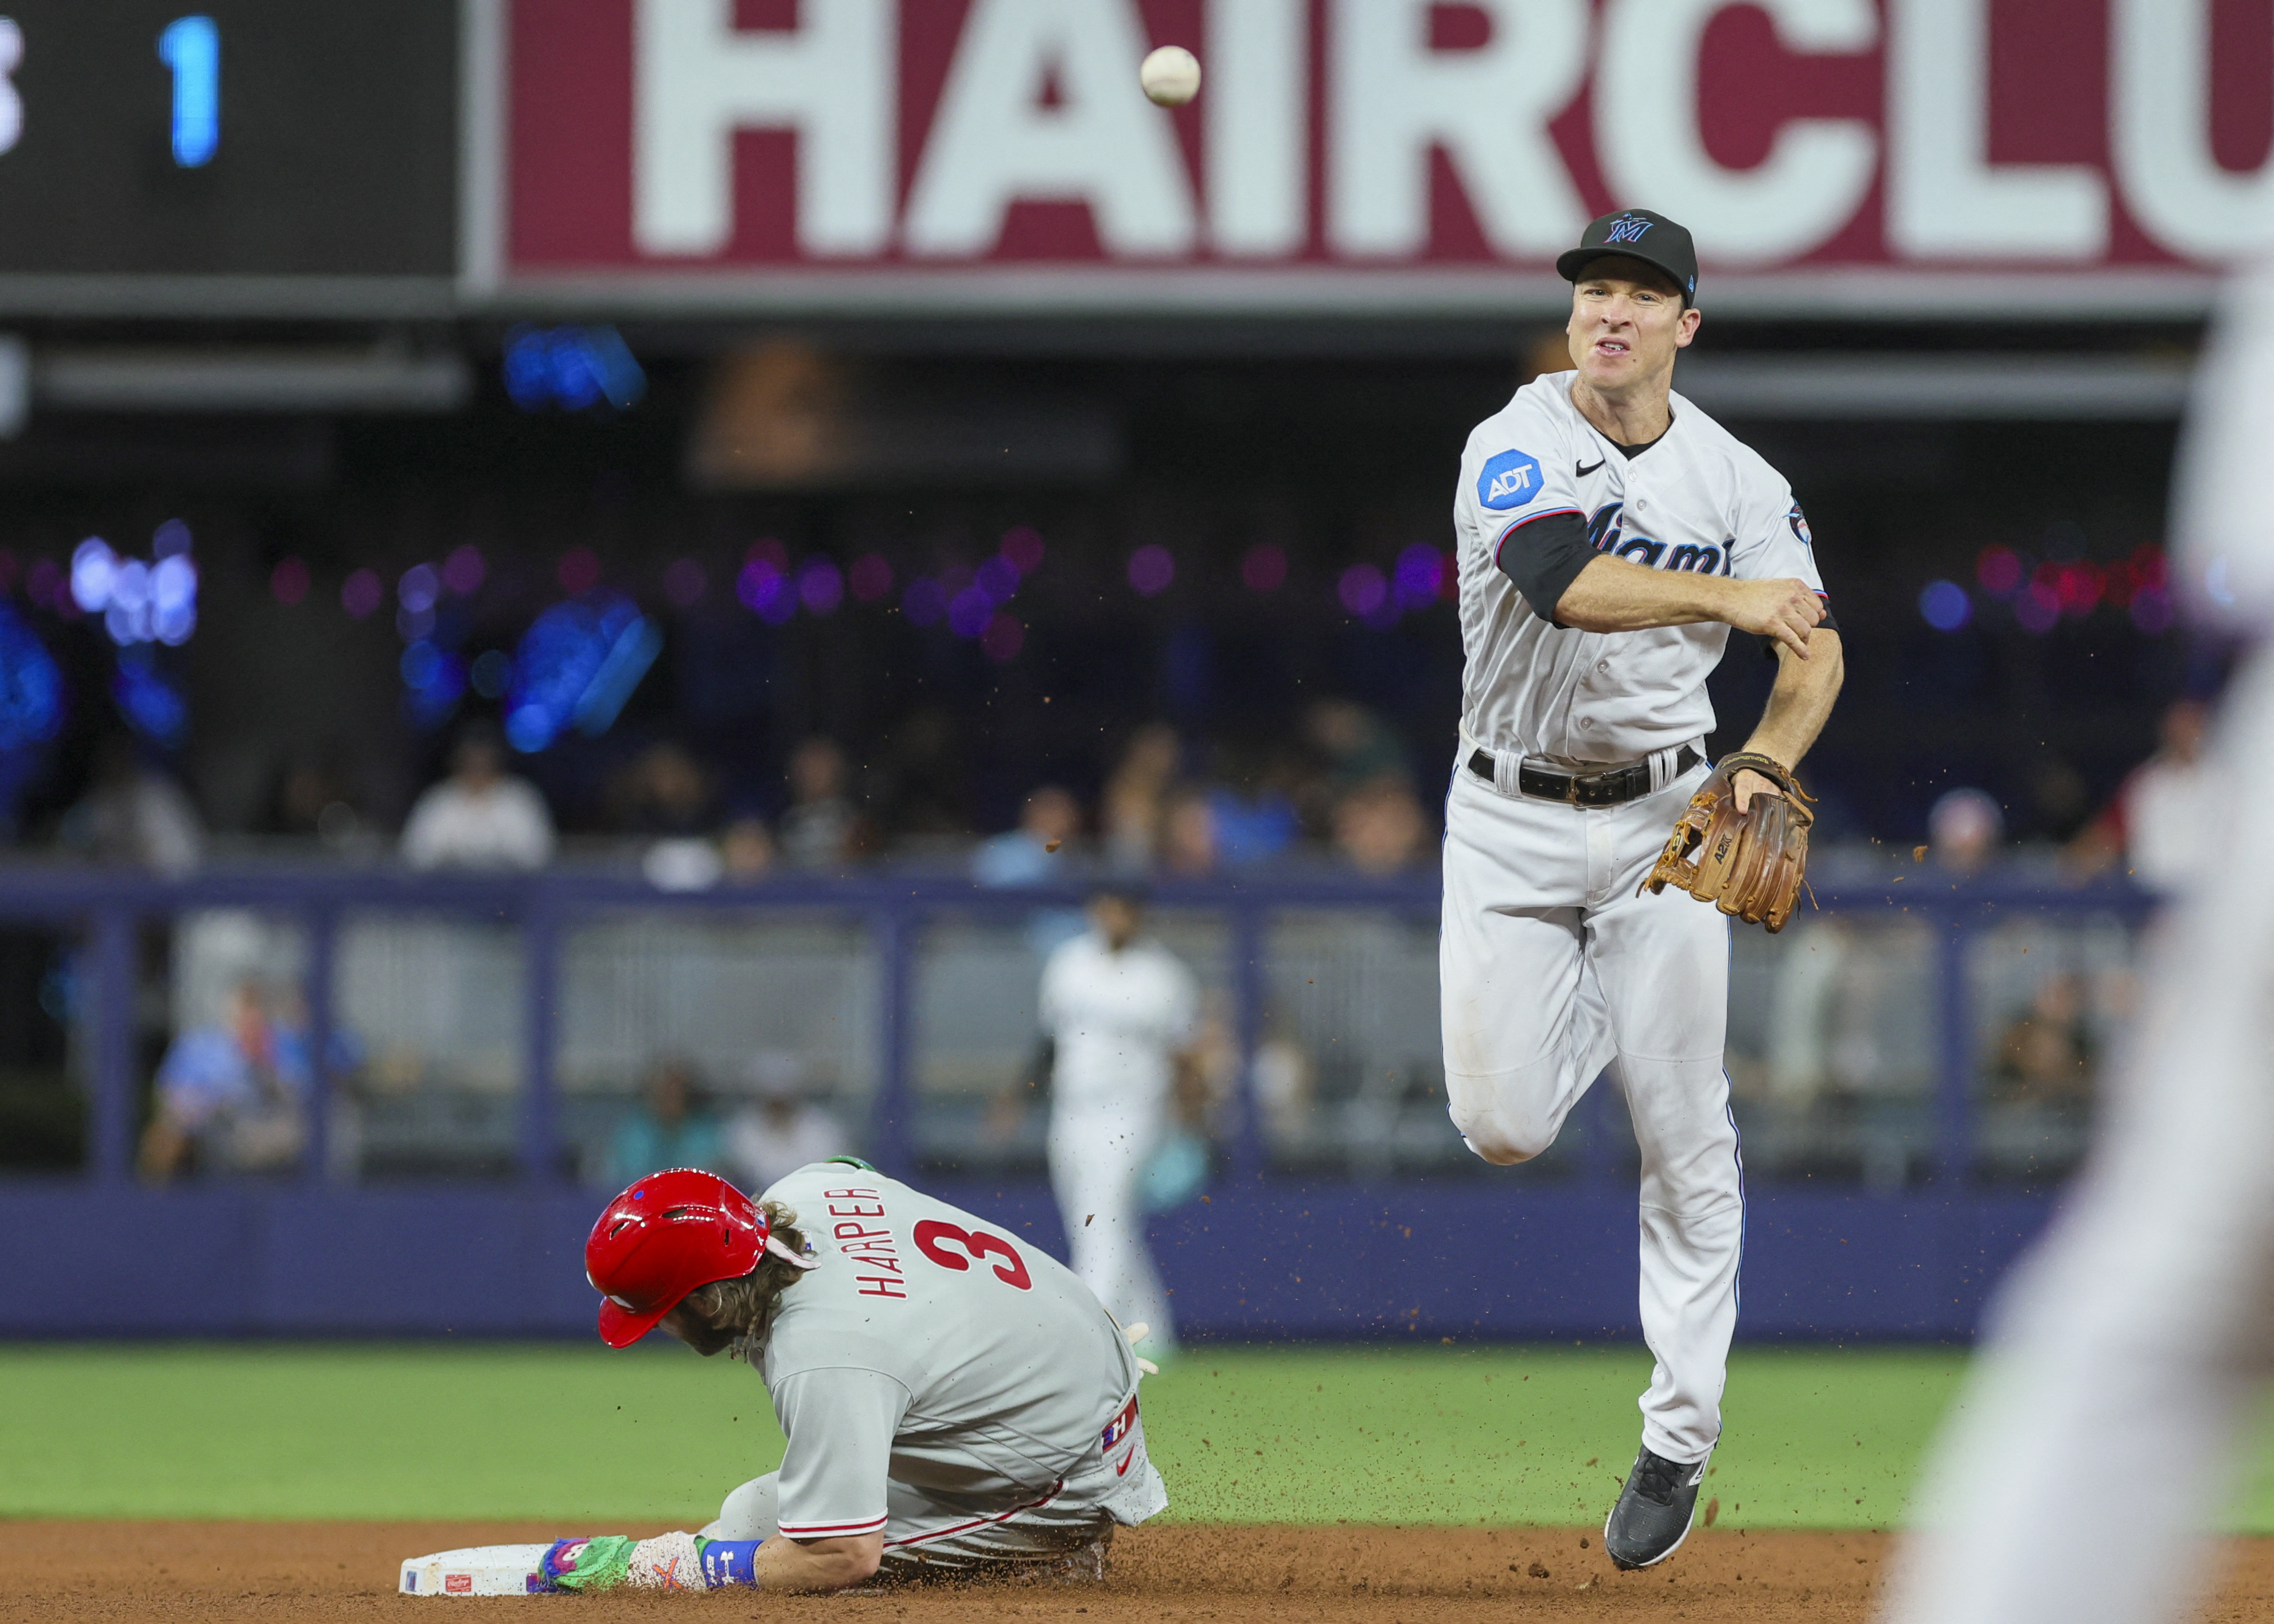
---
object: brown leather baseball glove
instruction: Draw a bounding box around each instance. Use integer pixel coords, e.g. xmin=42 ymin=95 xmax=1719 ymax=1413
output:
xmin=1639 ymin=751 xmax=1815 ymax=933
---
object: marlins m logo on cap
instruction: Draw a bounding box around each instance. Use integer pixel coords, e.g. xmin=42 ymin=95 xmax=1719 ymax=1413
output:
xmin=1604 ymin=214 xmax=1654 ymax=246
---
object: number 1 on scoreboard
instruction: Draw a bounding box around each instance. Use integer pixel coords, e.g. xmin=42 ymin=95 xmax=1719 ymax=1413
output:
xmin=158 ymin=15 xmax=217 ymax=167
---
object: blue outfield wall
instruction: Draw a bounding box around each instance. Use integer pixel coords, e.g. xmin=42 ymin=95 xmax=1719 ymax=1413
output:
xmin=0 ymin=1178 xmax=2058 ymax=1341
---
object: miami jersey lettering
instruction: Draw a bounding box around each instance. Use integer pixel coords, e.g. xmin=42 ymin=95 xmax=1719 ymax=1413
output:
xmin=1452 ymin=370 xmax=1828 ymax=763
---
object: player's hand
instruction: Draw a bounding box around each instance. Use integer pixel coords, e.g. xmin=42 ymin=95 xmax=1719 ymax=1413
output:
xmin=1722 ymin=577 xmax=1823 ymax=659
xmin=1730 ymin=767 xmax=1783 ymax=813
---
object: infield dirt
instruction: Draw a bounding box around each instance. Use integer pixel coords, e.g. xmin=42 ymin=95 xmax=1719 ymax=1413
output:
xmin=15 ymin=1521 xmax=2274 ymax=1624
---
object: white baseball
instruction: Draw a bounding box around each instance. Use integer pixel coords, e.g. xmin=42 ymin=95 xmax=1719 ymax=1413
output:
xmin=1139 ymin=45 xmax=1201 ymax=107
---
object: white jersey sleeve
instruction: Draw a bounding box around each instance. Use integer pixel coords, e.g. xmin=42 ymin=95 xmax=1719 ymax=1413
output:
xmin=1458 ymin=398 xmax=1586 ymax=593
xmin=1726 ymin=467 xmax=1832 ymax=616
xmin=769 ymin=1366 xmax=912 ymax=1540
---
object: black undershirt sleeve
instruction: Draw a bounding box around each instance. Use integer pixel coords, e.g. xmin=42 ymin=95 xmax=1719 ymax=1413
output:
xmin=1494 ymin=510 xmax=1597 ymax=627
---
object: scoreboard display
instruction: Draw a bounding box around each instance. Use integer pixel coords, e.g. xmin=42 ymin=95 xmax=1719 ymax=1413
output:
xmin=0 ymin=1 xmax=457 ymax=278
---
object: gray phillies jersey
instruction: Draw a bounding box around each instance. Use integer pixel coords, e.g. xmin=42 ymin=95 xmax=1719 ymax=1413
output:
xmin=752 ymin=1163 xmax=1151 ymax=1541
xmin=1454 ymin=370 xmax=1827 ymax=764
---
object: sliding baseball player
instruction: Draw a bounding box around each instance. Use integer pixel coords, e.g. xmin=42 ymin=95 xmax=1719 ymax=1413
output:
xmin=1441 ymin=209 xmax=1842 ymax=1569
xmin=542 ymin=1161 xmax=1165 ymax=1593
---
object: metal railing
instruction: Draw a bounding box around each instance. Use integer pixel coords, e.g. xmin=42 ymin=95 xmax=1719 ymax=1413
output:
xmin=0 ymin=865 xmax=2157 ymax=1191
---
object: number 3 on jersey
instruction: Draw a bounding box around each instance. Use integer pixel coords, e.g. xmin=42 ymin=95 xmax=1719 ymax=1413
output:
xmin=914 ymin=1219 xmax=1033 ymax=1290
xmin=1478 ymin=449 xmax=1545 ymax=511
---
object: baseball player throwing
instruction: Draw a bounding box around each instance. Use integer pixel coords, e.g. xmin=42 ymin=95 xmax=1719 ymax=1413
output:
xmin=1441 ymin=209 xmax=1842 ymax=1569
xmin=543 ymin=1160 xmax=1165 ymax=1594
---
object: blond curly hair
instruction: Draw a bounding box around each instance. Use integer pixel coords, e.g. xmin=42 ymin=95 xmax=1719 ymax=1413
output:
xmin=679 ymin=1200 xmax=812 ymax=1359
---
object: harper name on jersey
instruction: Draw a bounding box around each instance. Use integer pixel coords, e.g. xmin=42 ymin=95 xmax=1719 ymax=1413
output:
xmin=1456 ymin=370 xmax=1829 ymax=764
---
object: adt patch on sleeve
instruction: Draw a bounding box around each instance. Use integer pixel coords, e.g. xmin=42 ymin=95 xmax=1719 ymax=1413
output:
xmin=1479 ymin=450 xmax=1546 ymax=511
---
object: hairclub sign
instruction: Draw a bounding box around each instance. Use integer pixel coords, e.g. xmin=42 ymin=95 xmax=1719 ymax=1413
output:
xmin=484 ymin=0 xmax=2271 ymax=315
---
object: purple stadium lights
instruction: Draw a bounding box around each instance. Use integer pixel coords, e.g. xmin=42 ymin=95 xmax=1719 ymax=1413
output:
xmin=948 ymin=585 xmax=994 ymax=638
xmin=1918 ymin=579 xmax=1972 ymax=632
xmin=1241 ymin=543 xmax=1287 ymax=592
xmin=397 ymin=564 xmax=439 ymax=642
xmin=738 ymin=557 xmax=795 ymax=625
xmin=1339 ymin=562 xmax=1388 ymax=618
xmin=903 ymin=577 xmax=947 ymax=626
xmin=2013 ymin=580 xmax=2061 ymax=635
xmin=1000 ymin=525 xmax=1046 ymax=573
xmin=799 ymin=557 xmax=845 ymax=615
xmin=1975 ymin=544 xmax=2023 ymax=596
xmin=1128 ymin=545 xmax=1175 ymax=596
xmin=849 ymin=553 xmax=894 ymax=603
xmin=981 ymin=612 xmax=1024 ymax=662
xmin=1393 ymin=544 xmax=1444 ymax=612
xmin=271 ymin=557 xmax=310 ymax=606
xmin=443 ymin=544 xmax=487 ymax=597
xmin=976 ymin=555 xmax=1020 ymax=603
xmin=662 ymin=557 xmax=707 ymax=608
xmin=557 ymin=546 xmax=602 ymax=595
xmin=2130 ymin=584 xmax=2174 ymax=633
xmin=341 ymin=569 xmax=383 ymax=620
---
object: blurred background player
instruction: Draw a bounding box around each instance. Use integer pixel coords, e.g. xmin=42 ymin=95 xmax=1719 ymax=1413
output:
xmin=1877 ymin=261 xmax=2274 ymax=1624
xmin=563 ymin=1163 xmax=1164 ymax=1593
xmin=1038 ymin=885 xmax=1200 ymax=1361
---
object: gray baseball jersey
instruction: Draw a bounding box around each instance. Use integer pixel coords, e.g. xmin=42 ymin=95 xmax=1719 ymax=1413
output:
xmin=752 ymin=1163 xmax=1152 ymax=1541
xmin=1454 ymin=369 xmax=1827 ymax=763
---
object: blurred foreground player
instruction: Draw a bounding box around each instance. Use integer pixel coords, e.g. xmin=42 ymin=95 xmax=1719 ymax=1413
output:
xmin=1441 ymin=210 xmax=1840 ymax=1569
xmin=1878 ymin=264 xmax=2274 ymax=1624
xmin=543 ymin=1162 xmax=1165 ymax=1594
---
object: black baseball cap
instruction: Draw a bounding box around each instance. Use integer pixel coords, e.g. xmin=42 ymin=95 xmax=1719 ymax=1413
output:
xmin=1556 ymin=210 xmax=1699 ymax=305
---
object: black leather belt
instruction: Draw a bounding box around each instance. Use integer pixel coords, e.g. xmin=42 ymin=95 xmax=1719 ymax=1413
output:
xmin=1466 ymin=744 xmax=1702 ymax=807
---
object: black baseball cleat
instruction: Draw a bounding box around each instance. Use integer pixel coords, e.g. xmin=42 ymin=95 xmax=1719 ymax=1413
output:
xmin=1602 ymin=1445 xmax=1710 ymax=1570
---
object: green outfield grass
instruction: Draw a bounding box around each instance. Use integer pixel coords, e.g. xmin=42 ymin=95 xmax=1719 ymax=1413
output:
xmin=3 ymin=1341 xmax=2271 ymax=1531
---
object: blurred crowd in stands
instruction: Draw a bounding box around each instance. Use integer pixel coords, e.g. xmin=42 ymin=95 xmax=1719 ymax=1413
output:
xmin=61 ymin=690 xmax=2219 ymax=896
xmin=62 ymin=697 xmax=1442 ymax=884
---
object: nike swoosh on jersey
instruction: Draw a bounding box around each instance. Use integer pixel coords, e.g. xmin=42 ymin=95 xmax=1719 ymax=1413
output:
xmin=1576 ymin=459 xmax=1606 ymax=478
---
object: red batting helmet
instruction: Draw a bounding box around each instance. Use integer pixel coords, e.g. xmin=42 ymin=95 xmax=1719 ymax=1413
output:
xmin=584 ymin=1168 xmax=767 ymax=1348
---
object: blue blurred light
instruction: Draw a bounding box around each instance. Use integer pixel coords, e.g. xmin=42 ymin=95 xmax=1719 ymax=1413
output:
xmin=400 ymin=640 xmax=467 ymax=730
xmin=799 ymin=557 xmax=844 ymax=615
xmin=975 ymin=556 xmax=1019 ymax=604
xmin=113 ymin=649 xmax=186 ymax=747
xmin=71 ymin=538 xmax=116 ymax=613
xmin=158 ymin=17 xmax=219 ymax=168
xmin=1919 ymin=579 xmax=1972 ymax=632
xmin=503 ymin=325 xmax=646 ymax=412
xmin=1393 ymin=544 xmax=1443 ymax=611
xmin=0 ymin=603 xmax=64 ymax=752
xmin=504 ymin=595 xmax=662 ymax=752
xmin=948 ymin=586 xmax=994 ymax=639
xmin=398 ymin=563 xmax=439 ymax=613
xmin=76 ymin=536 xmax=196 ymax=646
